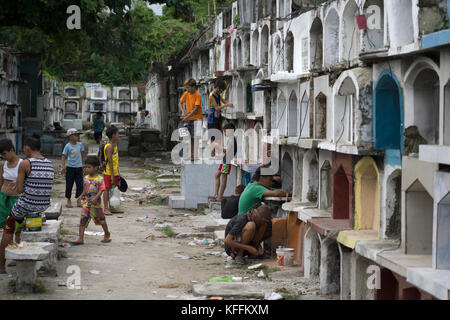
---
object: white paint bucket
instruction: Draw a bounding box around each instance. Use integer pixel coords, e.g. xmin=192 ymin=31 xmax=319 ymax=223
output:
xmin=276 ymin=248 xmax=295 ymax=267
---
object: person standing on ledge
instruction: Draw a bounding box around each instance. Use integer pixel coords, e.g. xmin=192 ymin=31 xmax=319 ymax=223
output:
xmin=178 ymin=78 xmax=203 ymax=161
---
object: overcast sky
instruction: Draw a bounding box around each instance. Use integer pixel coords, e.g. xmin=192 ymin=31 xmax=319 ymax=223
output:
xmin=148 ymin=3 xmax=164 ymax=16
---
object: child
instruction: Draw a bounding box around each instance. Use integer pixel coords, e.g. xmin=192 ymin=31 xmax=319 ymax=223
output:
xmin=224 ymin=205 xmax=272 ymax=265
xmin=208 ymin=79 xmax=234 ymax=152
xmin=103 ymin=126 xmax=122 ymax=215
xmin=0 ymin=133 xmax=54 ymax=273
xmin=214 ymin=123 xmax=237 ymax=201
xmin=93 ymin=113 xmax=105 ymax=144
xmin=221 ymin=185 xmax=245 ymax=219
xmin=72 ymin=156 xmax=111 ymax=245
xmin=0 ymin=139 xmax=23 ymax=241
xmin=178 ymin=78 xmax=203 ymax=161
xmin=62 ymin=128 xmax=85 ymax=208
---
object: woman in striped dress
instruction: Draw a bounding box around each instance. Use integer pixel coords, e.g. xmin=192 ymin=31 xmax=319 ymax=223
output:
xmin=0 ymin=134 xmax=54 ymax=274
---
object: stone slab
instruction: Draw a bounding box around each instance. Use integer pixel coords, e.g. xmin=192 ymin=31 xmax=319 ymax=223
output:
xmin=354 ymin=240 xmax=400 ymax=263
xmin=43 ymin=201 xmax=62 ymax=220
xmin=337 ymin=230 xmax=379 ymax=249
xmin=282 ymin=202 xmax=312 ymax=212
xmin=21 ymin=220 xmax=61 ymax=244
xmin=192 ymin=282 xmax=268 ymax=299
xmin=308 ymin=218 xmax=352 ymax=238
xmin=5 ymin=242 xmax=52 ymax=261
xmin=169 ymin=195 xmax=185 ymax=209
xmin=267 ymin=268 xmax=304 ymax=281
xmin=297 ymin=207 xmax=332 ymax=223
xmin=407 ymin=267 xmax=450 ymax=300
xmin=376 ymin=252 xmax=432 ymax=278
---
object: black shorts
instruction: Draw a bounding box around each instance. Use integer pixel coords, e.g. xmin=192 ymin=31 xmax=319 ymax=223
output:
xmin=94 ymin=132 xmax=102 ymax=141
xmin=208 ymin=120 xmax=221 ymax=141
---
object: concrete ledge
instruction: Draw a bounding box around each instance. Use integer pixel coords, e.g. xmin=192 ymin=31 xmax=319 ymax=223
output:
xmin=354 ymin=240 xmax=400 ymax=263
xmin=21 ymin=220 xmax=61 ymax=244
xmin=407 ymin=268 xmax=450 ymax=300
xmin=337 ymin=230 xmax=379 ymax=249
xmin=309 ymin=218 xmax=352 ymax=238
xmin=297 ymin=206 xmax=331 ymax=223
xmin=376 ymin=252 xmax=432 ymax=278
xmin=169 ymin=195 xmax=185 ymax=209
xmin=193 ymin=282 xmax=267 ymax=299
xmin=419 ymin=144 xmax=450 ymax=165
xmin=5 ymin=242 xmax=51 ymax=261
xmin=43 ymin=201 xmax=62 ymax=220
xmin=281 ymin=202 xmax=312 ymax=212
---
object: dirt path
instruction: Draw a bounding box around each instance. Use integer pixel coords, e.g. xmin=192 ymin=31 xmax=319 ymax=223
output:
xmin=0 ymin=156 xmax=336 ymax=300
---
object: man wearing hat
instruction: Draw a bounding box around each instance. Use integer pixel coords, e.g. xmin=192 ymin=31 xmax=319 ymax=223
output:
xmin=62 ymin=129 xmax=85 ymax=208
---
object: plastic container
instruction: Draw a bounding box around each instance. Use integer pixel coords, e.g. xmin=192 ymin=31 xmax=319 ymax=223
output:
xmin=26 ymin=213 xmax=42 ymax=232
xmin=276 ymin=248 xmax=295 ymax=267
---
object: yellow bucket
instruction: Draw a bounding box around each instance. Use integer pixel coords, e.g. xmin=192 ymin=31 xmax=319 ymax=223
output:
xmin=26 ymin=213 xmax=42 ymax=232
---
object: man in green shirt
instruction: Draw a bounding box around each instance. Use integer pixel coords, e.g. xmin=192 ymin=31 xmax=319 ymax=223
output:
xmin=238 ymin=168 xmax=290 ymax=215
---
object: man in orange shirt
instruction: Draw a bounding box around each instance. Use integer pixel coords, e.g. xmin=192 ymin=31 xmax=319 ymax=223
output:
xmin=178 ymin=78 xmax=203 ymax=161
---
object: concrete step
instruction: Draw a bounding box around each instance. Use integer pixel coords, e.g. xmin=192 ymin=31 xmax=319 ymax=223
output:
xmin=169 ymin=195 xmax=185 ymax=209
xmin=192 ymin=282 xmax=271 ymax=299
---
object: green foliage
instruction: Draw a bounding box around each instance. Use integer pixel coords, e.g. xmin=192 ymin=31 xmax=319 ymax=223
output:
xmin=0 ymin=0 xmax=234 ymax=85
xmin=233 ymin=14 xmax=240 ymax=26
xmin=33 ymin=279 xmax=48 ymax=293
xmin=7 ymin=280 xmax=16 ymax=294
xmin=162 ymin=225 xmax=176 ymax=237
xmin=435 ymin=15 xmax=450 ymax=31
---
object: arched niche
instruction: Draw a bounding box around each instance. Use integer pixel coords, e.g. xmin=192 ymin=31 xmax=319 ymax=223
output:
xmin=277 ymin=91 xmax=287 ymax=137
xmin=237 ymin=38 xmax=243 ymax=68
xmin=285 ymin=31 xmax=294 ymax=72
xmin=310 ymin=17 xmax=323 ymax=70
xmin=303 ymin=149 xmax=319 ymax=204
xmin=65 ymin=87 xmax=77 ymax=97
xmin=288 ymin=91 xmax=298 ymax=137
xmin=389 ymin=0 xmax=414 ymax=47
xmin=300 ymin=91 xmax=310 ymax=138
xmin=404 ymin=60 xmax=440 ymax=146
xmin=233 ymin=38 xmax=238 ymax=69
xmin=437 ymin=192 xmax=450 ymax=269
xmin=251 ymin=30 xmax=259 ymax=66
xmin=333 ymin=165 xmax=350 ymax=220
xmin=237 ymin=80 xmax=245 ymax=113
xmin=273 ymin=35 xmax=282 ymax=72
xmin=320 ymin=160 xmax=332 ymax=210
xmin=362 ymin=0 xmax=384 ymax=52
xmin=324 ymin=8 xmax=339 ymax=67
xmin=445 ymin=80 xmax=450 ymax=145
xmin=281 ymin=151 xmax=293 ymax=191
xmin=261 ymin=25 xmax=269 ymax=66
xmin=374 ymin=71 xmax=403 ymax=151
xmin=385 ymin=169 xmax=401 ymax=239
xmin=342 ymin=0 xmax=360 ymax=62
xmin=354 ymin=157 xmax=380 ymax=232
xmin=119 ymin=89 xmax=131 ymax=99
xmin=243 ymin=33 xmax=251 ymax=66
xmin=315 ymin=92 xmax=327 ymax=139
xmin=334 ymin=76 xmax=357 ymax=144
xmin=405 ymin=180 xmax=433 ymax=255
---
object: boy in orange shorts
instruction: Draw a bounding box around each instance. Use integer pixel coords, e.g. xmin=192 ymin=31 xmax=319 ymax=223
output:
xmin=72 ymin=156 xmax=111 ymax=245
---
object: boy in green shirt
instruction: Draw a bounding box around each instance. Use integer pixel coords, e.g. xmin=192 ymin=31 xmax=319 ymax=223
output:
xmin=238 ymin=168 xmax=290 ymax=215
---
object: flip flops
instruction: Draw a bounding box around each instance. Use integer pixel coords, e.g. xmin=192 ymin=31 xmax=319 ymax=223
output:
xmin=101 ymin=239 xmax=112 ymax=243
xmin=65 ymin=204 xmax=74 ymax=208
xmin=70 ymin=241 xmax=84 ymax=246
xmin=234 ymin=257 xmax=246 ymax=265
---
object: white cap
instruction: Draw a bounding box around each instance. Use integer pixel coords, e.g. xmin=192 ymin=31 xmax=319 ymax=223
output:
xmin=67 ymin=128 xmax=80 ymax=136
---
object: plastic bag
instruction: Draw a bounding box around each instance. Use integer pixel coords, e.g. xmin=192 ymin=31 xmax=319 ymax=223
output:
xmin=110 ymin=187 xmax=121 ymax=208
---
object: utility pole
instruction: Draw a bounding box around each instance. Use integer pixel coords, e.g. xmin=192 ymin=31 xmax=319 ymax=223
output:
xmin=213 ymin=0 xmax=217 ymax=16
